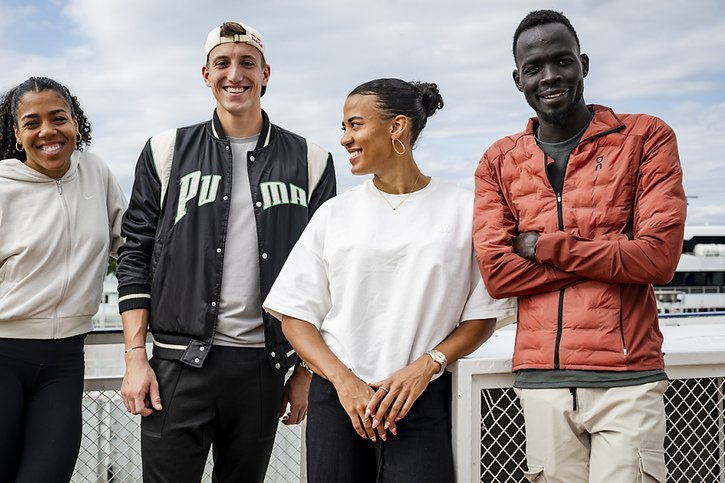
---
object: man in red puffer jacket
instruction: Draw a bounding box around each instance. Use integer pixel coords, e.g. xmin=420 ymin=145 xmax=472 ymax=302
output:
xmin=473 ymin=9 xmax=686 ymax=483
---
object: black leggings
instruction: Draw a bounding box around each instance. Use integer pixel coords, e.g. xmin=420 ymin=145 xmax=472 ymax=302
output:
xmin=0 ymin=336 xmax=85 ymax=483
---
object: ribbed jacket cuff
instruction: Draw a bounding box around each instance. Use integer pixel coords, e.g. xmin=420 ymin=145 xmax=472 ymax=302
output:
xmin=117 ymin=284 xmax=151 ymax=313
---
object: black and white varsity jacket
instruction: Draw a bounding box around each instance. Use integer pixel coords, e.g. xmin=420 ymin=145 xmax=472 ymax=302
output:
xmin=116 ymin=110 xmax=336 ymax=371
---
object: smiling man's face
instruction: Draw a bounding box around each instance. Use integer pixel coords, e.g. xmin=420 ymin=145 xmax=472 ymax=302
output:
xmin=513 ymin=22 xmax=589 ymax=126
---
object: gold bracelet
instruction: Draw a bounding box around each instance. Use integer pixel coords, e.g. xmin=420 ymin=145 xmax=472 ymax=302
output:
xmin=124 ymin=346 xmax=146 ymax=354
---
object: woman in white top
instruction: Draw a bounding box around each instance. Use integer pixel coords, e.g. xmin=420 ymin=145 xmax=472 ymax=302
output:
xmin=0 ymin=77 xmax=125 ymax=483
xmin=264 ymin=78 xmax=514 ymax=482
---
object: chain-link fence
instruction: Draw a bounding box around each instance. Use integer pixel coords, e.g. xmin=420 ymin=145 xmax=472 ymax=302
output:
xmin=72 ymin=386 xmax=302 ymax=482
xmin=76 ymin=377 xmax=723 ymax=482
xmin=666 ymin=378 xmax=725 ymax=482
xmin=480 ymin=378 xmax=725 ymax=483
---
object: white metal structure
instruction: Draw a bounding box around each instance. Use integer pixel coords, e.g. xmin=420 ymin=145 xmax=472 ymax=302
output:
xmin=450 ymin=314 xmax=725 ymax=482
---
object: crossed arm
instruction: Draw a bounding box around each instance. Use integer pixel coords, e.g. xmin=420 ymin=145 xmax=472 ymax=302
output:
xmin=474 ymin=123 xmax=686 ymax=295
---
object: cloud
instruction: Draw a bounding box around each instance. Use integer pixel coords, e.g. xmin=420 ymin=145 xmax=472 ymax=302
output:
xmin=1 ymin=0 xmax=723 ymax=224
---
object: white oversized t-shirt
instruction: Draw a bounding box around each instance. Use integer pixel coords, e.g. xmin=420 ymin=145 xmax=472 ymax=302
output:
xmin=263 ymin=178 xmax=515 ymax=383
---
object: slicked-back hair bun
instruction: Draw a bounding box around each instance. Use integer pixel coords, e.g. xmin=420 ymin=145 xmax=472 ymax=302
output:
xmin=411 ymin=81 xmax=444 ymax=118
xmin=349 ymin=78 xmax=444 ymax=147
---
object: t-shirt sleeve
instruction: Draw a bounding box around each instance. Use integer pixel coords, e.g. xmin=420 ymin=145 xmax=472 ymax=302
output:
xmin=460 ymin=251 xmax=517 ymax=327
xmin=263 ymin=208 xmax=331 ymax=329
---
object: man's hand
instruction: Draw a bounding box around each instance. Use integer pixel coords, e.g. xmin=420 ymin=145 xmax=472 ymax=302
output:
xmin=279 ymin=364 xmax=311 ymax=425
xmin=121 ymin=350 xmax=161 ymax=417
xmin=514 ymin=231 xmax=540 ymax=261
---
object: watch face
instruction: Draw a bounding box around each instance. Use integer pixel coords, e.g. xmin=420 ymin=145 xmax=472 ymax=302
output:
xmin=429 ymin=350 xmax=446 ymax=365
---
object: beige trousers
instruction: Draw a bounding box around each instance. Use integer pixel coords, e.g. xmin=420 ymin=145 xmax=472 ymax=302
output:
xmin=515 ymin=380 xmax=668 ymax=483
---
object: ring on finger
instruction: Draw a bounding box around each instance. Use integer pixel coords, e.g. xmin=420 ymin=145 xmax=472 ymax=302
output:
xmin=380 ymin=386 xmax=390 ymax=393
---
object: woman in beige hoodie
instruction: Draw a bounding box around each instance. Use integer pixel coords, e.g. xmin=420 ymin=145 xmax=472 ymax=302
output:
xmin=0 ymin=77 xmax=125 ymax=483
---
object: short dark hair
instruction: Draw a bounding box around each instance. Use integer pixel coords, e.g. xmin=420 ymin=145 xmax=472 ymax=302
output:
xmin=349 ymin=78 xmax=444 ymax=147
xmin=513 ymin=10 xmax=580 ymax=61
xmin=219 ymin=21 xmax=247 ymax=37
xmin=0 ymin=77 xmax=92 ymax=161
xmin=208 ymin=21 xmax=267 ymax=68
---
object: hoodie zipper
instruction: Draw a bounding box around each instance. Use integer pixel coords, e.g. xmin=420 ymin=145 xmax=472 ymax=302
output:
xmin=54 ymin=179 xmax=72 ymax=339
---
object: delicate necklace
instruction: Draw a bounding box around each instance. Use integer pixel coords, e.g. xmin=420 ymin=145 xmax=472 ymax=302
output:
xmin=373 ymin=172 xmax=422 ymax=211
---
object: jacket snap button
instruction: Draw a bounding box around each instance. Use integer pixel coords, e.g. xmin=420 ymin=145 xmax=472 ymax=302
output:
xmin=194 ymin=358 xmax=200 ymax=363
xmin=274 ymin=363 xmax=281 ymax=370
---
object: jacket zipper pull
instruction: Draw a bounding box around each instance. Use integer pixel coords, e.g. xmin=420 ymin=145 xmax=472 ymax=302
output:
xmin=55 ymin=179 xmax=63 ymax=195
xmin=556 ymin=193 xmax=562 ymax=203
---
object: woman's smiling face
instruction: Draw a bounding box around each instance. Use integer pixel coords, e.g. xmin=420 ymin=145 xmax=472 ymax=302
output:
xmin=14 ymin=89 xmax=78 ymax=178
xmin=340 ymin=93 xmax=396 ymax=177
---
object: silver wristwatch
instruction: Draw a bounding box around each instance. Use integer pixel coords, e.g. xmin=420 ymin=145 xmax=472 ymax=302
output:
xmin=426 ymin=349 xmax=448 ymax=380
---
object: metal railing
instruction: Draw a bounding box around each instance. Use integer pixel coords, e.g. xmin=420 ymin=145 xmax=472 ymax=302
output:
xmin=477 ymin=378 xmax=725 ymax=482
xmin=77 ymin=323 xmax=725 ymax=482
xmin=656 ymin=286 xmax=725 ymax=295
xmin=451 ymin=319 xmax=725 ymax=483
xmin=73 ymin=386 xmax=303 ymax=482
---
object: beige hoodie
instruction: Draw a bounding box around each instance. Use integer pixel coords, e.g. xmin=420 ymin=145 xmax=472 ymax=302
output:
xmin=0 ymin=151 xmax=126 ymax=339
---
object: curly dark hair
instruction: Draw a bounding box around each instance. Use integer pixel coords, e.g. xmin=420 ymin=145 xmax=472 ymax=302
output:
xmin=0 ymin=77 xmax=92 ymax=161
xmin=349 ymin=78 xmax=444 ymax=147
xmin=513 ymin=10 xmax=580 ymax=62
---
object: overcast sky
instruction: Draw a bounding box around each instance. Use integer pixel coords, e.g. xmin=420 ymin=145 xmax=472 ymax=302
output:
xmin=2 ymin=0 xmax=724 ymax=225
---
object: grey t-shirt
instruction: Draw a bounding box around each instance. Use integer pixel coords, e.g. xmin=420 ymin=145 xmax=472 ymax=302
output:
xmin=536 ymin=120 xmax=589 ymax=195
xmin=214 ymin=135 xmax=265 ymax=347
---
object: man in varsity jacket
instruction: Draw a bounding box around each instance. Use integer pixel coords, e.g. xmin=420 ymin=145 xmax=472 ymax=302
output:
xmin=116 ymin=21 xmax=336 ymax=482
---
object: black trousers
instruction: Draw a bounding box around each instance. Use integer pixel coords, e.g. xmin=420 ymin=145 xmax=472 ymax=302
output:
xmin=306 ymin=372 xmax=454 ymax=483
xmin=0 ymin=335 xmax=85 ymax=483
xmin=141 ymin=347 xmax=285 ymax=483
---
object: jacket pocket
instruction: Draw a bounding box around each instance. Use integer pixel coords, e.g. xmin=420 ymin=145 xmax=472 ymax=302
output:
xmin=523 ymin=465 xmax=546 ymax=482
xmin=638 ymin=448 xmax=666 ymax=482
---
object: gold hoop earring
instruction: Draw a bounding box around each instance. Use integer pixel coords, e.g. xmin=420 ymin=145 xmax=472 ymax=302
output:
xmin=15 ymin=140 xmax=23 ymax=152
xmin=392 ymin=138 xmax=406 ymax=155
xmin=76 ymin=133 xmax=82 ymax=144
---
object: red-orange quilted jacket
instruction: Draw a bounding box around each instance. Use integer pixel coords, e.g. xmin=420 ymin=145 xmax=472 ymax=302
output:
xmin=474 ymin=105 xmax=686 ymax=372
